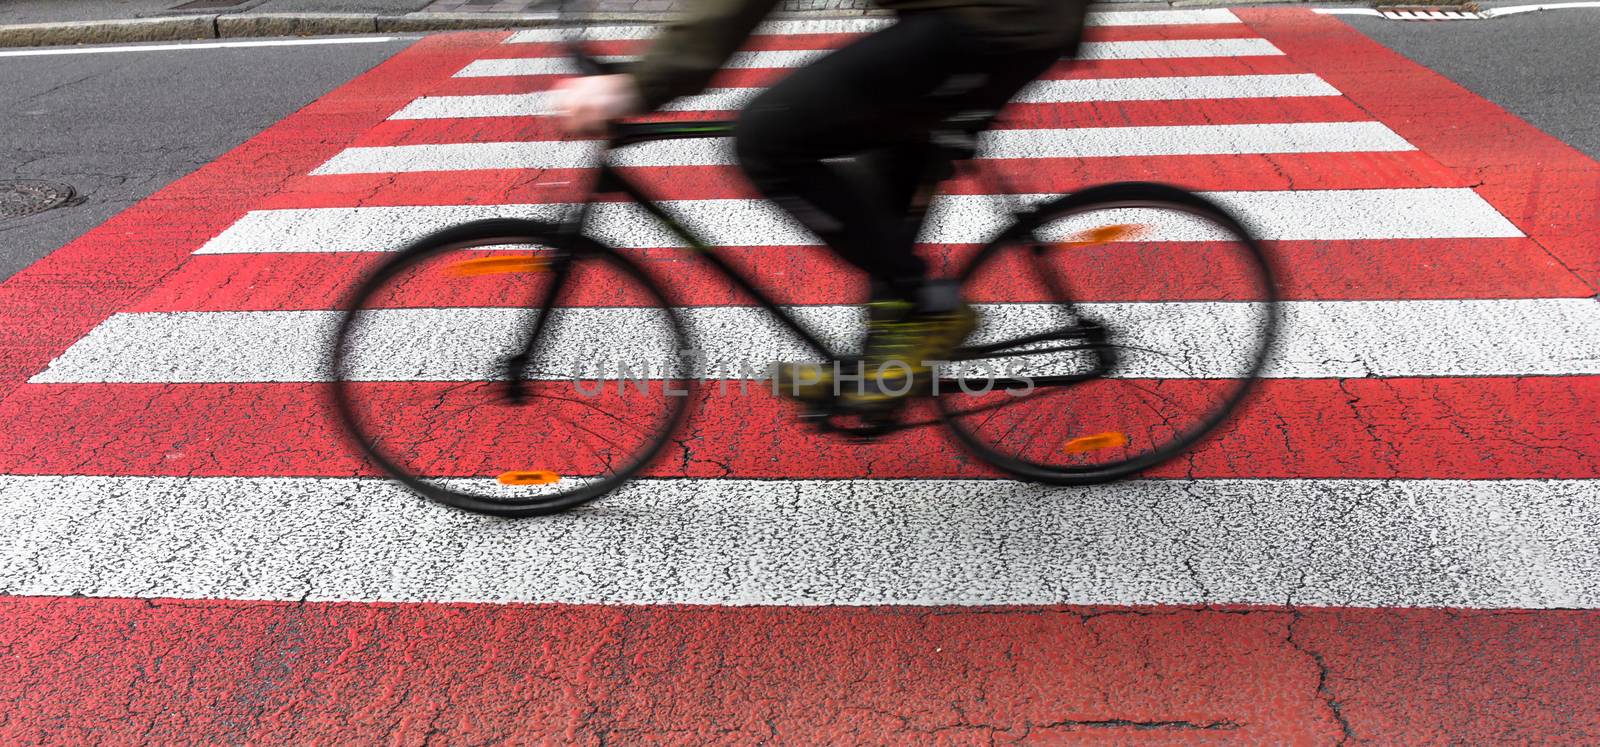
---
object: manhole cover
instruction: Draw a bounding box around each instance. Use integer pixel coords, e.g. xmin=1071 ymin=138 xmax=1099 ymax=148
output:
xmin=0 ymin=180 xmax=77 ymax=221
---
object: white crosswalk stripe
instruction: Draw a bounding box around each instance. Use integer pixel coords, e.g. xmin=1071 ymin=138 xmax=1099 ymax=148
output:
xmin=196 ymin=189 xmax=1519 ymax=254
xmin=391 ymin=73 xmax=1342 ymax=119
xmin=500 ymin=10 xmax=1245 ymax=43
xmin=312 ymin=122 xmax=1414 ymax=175
xmin=456 ymin=40 xmax=1286 ymax=77
xmin=2 ymin=475 xmax=1594 ymax=608
xmin=32 ymin=299 xmax=1599 ymax=383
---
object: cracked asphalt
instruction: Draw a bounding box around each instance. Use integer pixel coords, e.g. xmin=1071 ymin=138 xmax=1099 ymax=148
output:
xmin=5 ymin=597 xmax=1597 ymax=742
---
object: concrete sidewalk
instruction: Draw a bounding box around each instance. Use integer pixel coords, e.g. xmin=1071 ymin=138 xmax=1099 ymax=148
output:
xmin=0 ymin=0 xmax=899 ymax=48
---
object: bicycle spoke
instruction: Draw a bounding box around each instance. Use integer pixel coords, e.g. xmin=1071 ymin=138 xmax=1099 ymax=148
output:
xmin=330 ymin=220 xmax=691 ymax=517
xmin=938 ymin=185 xmax=1278 ymax=483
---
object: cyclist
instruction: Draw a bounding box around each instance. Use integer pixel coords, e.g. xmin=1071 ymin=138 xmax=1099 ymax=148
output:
xmin=555 ymin=0 xmax=1088 ymax=409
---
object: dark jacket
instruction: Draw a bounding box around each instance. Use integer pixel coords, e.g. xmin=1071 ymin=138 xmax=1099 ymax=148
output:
xmin=627 ymin=0 xmax=1086 ymax=109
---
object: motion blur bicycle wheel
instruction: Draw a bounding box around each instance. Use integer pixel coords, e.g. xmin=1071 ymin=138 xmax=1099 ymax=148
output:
xmin=937 ymin=182 xmax=1280 ymax=484
xmin=330 ymin=219 xmax=693 ymax=517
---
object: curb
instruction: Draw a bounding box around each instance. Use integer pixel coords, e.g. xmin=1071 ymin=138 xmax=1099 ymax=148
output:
xmin=0 ymin=9 xmax=897 ymax=48
xmin=0 ymin=11 xmax=587 ymax=49
xmin=216 ymin=13 xmax=381 ymax=38
xmin=0 ymin=16 xmax=219 ymax=48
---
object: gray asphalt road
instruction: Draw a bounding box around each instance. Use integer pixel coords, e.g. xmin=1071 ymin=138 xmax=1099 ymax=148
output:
xmin=0 ymin=37 xmax=412 ymax=281
xmin=1342 ymin=7 xmax=1600 ymax=160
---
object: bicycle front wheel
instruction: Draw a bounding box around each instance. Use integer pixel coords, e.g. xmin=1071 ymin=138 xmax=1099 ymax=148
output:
xmin=330 ymin=218 xmax=693 ymax=517
xmin=937 ymin=182 xmax=1280 ymax=485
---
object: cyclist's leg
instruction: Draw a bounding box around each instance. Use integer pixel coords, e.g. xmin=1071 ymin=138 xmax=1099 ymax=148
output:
xmin=734 ymin=11 xmax=1066 ymax=306
xmin=733 ymin=13 xmax=972 ymax=300
xmin=740 ymin=12 xmax=1069 ymax=404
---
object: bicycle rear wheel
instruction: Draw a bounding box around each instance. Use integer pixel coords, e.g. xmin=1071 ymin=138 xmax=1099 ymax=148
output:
xmin=330 ymin=218 xmax=693 ymax=517
xmin=937 ymin=182 xmax=1280 ymax=484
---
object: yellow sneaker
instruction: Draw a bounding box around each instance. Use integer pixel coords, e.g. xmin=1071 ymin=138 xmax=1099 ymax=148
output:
xmin=841 ymin=301 xmax=977 ymax=409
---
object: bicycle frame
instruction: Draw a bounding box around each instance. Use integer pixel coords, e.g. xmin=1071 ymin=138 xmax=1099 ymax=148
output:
xmin=323 ymin=38 xmax=1280 ymax=514
xmin=569 ymin=120 xmax=843 ymax=359
xmin=538 ymin=119 xmax=1112 ymax=389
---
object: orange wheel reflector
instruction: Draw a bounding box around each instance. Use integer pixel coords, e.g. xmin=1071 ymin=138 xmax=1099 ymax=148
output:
xmin=1061 ymin=224 xmax=1143 ymax=248
xmin=448 ymin=254 xmax=547 ymax=277
xmin=1063 ymin=431 xmax=1129 ymax=453
xmin=497 ymin=470 xmax=561 ymax=485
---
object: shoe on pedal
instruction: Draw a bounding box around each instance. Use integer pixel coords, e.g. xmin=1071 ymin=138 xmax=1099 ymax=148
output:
xmin=843 ymin=308 xmax=976 ymax=408
xmin=843 ymin=283 xmax=976 ymax=410
xmin=769 ymin=297 xmax=914 ymax=406
xmin=770 ymin=283 xmax=975 ymax=412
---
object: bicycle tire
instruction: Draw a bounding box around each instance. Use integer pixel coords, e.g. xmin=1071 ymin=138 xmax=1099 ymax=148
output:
xmin=936 ymin=181 xmax=1281 ymax=485
xmin=329 ymin=218 xmax=693 ymax=517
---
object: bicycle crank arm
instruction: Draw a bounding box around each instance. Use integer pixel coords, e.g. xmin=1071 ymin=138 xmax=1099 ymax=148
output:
xmin=946 ymin=320 xmax=1116 ymax=379
xmin=951 ymin=342 xmax=1110 ymax=363
xmin=957 ymin=320 xmax=1114 ymax=356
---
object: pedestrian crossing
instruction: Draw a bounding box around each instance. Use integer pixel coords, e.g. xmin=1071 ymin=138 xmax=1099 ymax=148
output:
xmin=5 ymin=9 xmax=1598 ymax=615
xmin=6 ymin=10 xmax=1598 ymax=739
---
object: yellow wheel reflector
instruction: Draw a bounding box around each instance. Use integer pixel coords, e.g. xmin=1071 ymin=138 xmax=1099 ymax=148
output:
xmin=1063 ymin=431 xmax=1129 ymax=453
xmin=497 ymin=470 xmax=561 ymax=485
xmin=448 ymin=254 xmax=547 ymax=277
xmin=1061 ymin=224 xmax=1143 ymax=248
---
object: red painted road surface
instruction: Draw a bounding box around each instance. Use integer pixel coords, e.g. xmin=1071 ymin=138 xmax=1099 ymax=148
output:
xmin=1 ymin=9 xmax=1598 ymax=744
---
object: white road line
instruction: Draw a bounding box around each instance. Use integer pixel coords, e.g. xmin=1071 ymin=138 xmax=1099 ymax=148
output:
xmin=2 ymin=476 xmax=1595 ymax=608
xmin=196 ymin=189 xmax=1520 ymax=255
xmin=0 ymin=37 xmax=406 ymax=58
xmin=1081 ymin=8 xmax=1241 ymax=24
xmin=1482 ymin=2 xmax=1600 ymax=16
xmin=457 ymin=39 xmax=1285 ymax=77
xmin=501 ymin=10 xmax=1243 ymax=43
xmin=32 ymin=299 xmax=1600 ymax=384
xmin=503 ymin=20 xmax=877 ymax=43
xmin=1084 ymin=8 xmax=1242 ymax=26
xmin=1074 ymin=38 xmax=1282 ymax=60
xmin=312 ymin=122 xmax=1413 ymax=175
xmin=390 ymin=73 xmax=1341 ymax=119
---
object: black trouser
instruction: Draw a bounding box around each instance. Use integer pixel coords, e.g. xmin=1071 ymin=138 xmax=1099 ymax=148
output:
xmin=733 ymin=10 xmax=1072 ymax=304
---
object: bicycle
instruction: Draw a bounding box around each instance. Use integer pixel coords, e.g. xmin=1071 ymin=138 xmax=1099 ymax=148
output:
xmin=329 ymin=47 xmax=1281 ymax=518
